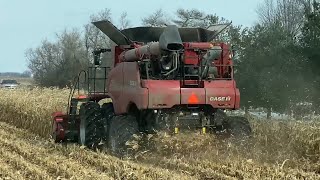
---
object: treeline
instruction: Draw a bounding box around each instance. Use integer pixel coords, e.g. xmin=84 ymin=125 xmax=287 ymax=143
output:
xmin=0 ymin=71 xmax=32 ymax=78
xmin=26 ymin=0 xmax=320 ymax=117
xmin=237 ymin=0 xmax=320 ymax=117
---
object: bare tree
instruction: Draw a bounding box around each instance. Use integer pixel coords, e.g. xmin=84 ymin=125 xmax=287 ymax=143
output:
xmin=118 ymin=12 xmax=131 ymax=30
xmin=141 ymin=9 xmax=171 ymax=27
xmin=256 ymin=0 xmax=310 ymax=37
xmin=26 ymin=29 xmax=87 ymax=88
xmin=83 ymin=8 xmax=112 ymax=63
xmin=140 ymin=8 xmax=239 ymax=46
xmin=173 ymin=8 xmax=224 ymax=28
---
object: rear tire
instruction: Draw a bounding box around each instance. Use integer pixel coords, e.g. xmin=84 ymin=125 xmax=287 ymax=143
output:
xmin=78 ymin=101 xmax=104 ymax=149
xmin=209 ymin=109 xmax=228 ymax=133
xmin=101 ymin=103 xmax=114 ymax=141
xmin=226 ymin=116 xmax=252 ymax=138
xmin=101 ymin=103 xmax=114 ymax=119
xmin=107 ymin=115 xmax=139 ymax=157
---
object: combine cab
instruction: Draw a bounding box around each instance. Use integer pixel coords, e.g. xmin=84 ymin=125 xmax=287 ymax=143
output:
xmin=51 ymin=20 xmax=252 ymax=156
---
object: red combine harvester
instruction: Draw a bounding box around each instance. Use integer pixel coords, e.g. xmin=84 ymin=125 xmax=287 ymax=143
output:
xmin=51 ymin=20 xmax=252 ymax=156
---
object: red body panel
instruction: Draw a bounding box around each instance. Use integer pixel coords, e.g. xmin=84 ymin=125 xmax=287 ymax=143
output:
xmin=184 ymin=50 xmax=198 ymax=65
xmin=51 ymin=111 xmax=67 ymax=142
xmin=142 ymin=80 xmax=180 ymax=108
xmin=181 ymin=88 xmax=205 ymax=104
xmin=204 ymin=80 xmax=237 ymax=109
xmin=121 ymin=62 xmax=148 ymax=112
xmin=108 ymin=78 xmax=239 ymax=114
xmin=107 ymin=63 xmax=124 ymax=113
xmin=106 ymin=42 xmax=240 ymax=115
xmin=107 ymin=62 xmax=148 ymax=114
xmin=143 ymin=80 xmax=238 ymax=110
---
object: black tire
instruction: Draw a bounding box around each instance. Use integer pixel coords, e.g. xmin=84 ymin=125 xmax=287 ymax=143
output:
xmin=226 ymin=116 xmax=252 ymax=138
xmin=101 ymin=103 xmax=114 ymax=120
xmin=101 ymin=103 xmax=114 ymax=141
xmin=78 ymin=101 xmax=104 ymax=149
xmin=209 ymin=109 xmax=228 ymax=133
xmin=107 ymin=114 xmax=139 ymax=157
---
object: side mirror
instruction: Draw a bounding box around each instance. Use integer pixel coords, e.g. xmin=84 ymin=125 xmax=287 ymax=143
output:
xmin=93 ymin=48 xmax=111 ymax=66
xmin=93 ymin=54 xmax=101 ymax=66
xmin=93 ymin=49 xmax=102 ymax=66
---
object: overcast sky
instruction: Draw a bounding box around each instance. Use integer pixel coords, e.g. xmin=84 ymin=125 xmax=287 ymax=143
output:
xmin=0 ymin=0 xmax=264 ymax=73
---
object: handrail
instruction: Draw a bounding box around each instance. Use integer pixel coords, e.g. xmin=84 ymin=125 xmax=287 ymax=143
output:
xmin=87 ymin=66 xmax=110 ymax=96
xmin=66 ymin=70 xmax=87 ymax=115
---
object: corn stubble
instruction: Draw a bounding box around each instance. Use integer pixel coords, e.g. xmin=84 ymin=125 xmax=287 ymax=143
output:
xmin=0 ymin=87 xmax=319 ymax=179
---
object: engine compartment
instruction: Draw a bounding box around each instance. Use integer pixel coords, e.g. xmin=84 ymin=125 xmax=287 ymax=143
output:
xmin=137 ymin=42 xmax=233 ymax=82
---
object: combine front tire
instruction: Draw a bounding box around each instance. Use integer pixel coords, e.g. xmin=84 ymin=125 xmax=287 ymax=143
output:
xmin=107 ymin=115 xmax=139 ymax=157
xmin=78 ymin=102 xmax=104 ymax=149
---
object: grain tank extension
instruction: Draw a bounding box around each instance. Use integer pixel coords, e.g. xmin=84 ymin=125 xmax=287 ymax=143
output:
xmin=51 ymin=20 xmax=252 ymax=156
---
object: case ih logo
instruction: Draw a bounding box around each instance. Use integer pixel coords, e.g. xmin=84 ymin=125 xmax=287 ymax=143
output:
xmin=210 ymin=96 xmax=231 ymax=102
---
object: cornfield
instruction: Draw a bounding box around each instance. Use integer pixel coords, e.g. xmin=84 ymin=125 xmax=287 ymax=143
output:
xmin=0 ymin=87 xmax=320 ymax=179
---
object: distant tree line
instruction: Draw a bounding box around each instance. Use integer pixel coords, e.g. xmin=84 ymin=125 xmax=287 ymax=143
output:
xmin=25 ymin=0 xmax=320 ymax=117
xmin=0 ymin=71 xmax=32 ymax=78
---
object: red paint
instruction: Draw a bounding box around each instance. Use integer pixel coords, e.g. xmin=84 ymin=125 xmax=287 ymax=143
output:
xmin=106 ymin=61 xmax=149 ymax=114
xmin=51 ymin=111 xmax=64 ymax=118
xmin=52 ymin=121 xmax=65 ymax=142
xmin=185 ymin=42 xmax=213 ymax=49
xmin=51 ymin=111 xmax=67 ymax=142
xmin=184 ymin=50 xmax=198 ymax=65
xmin=142 ymin=80 xmax=180 ymax=109
xmin=102 ymin=41 xmax=240 ymax=113
xmin=114 ymin=45 xmax=126 ymax=65
xmin=55 ymin=117 xmax=64 ymax=122
xmin=76 ymin=95 xmax=87 ymax=99
xmin=121 ymin=62 xmax=148 ymax=112
xmin=180 ymin=88 xmax=205 ymax=104
xmin=204 ymin=80 xmax=238 ymax=109
xmin=106 ymin=62 xmax=124 ymax=113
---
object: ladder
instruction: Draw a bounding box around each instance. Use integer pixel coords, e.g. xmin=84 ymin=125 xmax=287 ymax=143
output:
xmin=181 ymin=64 xmax=204 ymax=88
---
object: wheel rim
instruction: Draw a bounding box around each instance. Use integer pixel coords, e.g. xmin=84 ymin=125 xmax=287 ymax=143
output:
xmin=80 ymin=117 xmax=86 ymax=145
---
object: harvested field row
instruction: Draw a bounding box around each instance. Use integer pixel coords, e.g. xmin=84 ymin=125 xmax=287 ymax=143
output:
xmin=0 ymin=88 xmax=320 ymax=179
xmin=0 ymin=122 xmax=197 ymax=180
xmin=0 ymin=120 xmax=319 ymax=180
